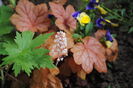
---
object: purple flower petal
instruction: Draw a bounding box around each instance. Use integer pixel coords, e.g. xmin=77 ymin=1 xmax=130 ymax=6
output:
xmin=86 ymin=0 xmax=99 ymax=10
xmin=96 ymin=18 xmax=105 ymax=28
xmin=105 ymin=29 xmax=113 ymax=42
xmin=72 ymin=11 xmax=81 ymax=18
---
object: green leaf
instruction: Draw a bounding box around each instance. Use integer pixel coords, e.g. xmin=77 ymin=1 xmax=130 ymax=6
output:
xmin=111 ymin=34 xmax=117 ymax=38
xmin=73 ymin=33 xmax=82 ymax=39
xmin=2 ymin=31 xmax=55 ymax=76
xmin=85 ymin=22 xmax=93 ymax=35
xmin=121 ymin=9 xmax=126 ymax=17
xmin=128 ymin=27 xmax=133 ymax=33
xmin=0 ymin=42 xmax=8 ymax=55
xmin=30 ymin=32 xmax=54 ymax=48
xmin=0 ymin=5 xmax=14 ymax=36
xmin=9 ymin=0 xmax=16 ymax=7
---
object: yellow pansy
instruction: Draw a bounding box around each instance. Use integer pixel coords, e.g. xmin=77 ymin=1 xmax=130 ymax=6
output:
xmin=77 ymin=12 xmax=91 ymax=26
xmin=105 ymin=41 xmax=112 ymax=48
xmin=96 ymin=6 xmax=107 ymax=15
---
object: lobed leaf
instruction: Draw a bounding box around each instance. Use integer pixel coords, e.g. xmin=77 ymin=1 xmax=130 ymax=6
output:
xmin=2 ymin=31 xmax=55 ymax=76
xmin=31 ymin=68 xmax=63 ymax=88
xmin=49 ymin=2 xmax=77 ymax=32
xmin=11 ymin=0 xmax=50 ymax=32
xmin=52 ymin=0 xmax=68 ymax=5
xmin=71 ymin=37 xmax=107 ymax=73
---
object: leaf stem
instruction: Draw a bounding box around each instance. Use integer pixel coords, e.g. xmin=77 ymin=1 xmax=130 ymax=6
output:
xmin=0 ymin=70 xmax=5 ymax=88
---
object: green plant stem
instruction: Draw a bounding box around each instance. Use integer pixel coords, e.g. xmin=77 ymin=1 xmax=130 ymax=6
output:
xmin=1 ymin=70 xmax=5 ymax=88
xmin=101 ymin=5 xmax=127 ymax=22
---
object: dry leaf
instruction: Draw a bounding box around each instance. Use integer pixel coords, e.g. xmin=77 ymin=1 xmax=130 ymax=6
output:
xmin=105 ymin=39 xmax=118 ymax=61
xmin=11 ymin=0 xmax=50 ymax=32
xmin=68 ymin=57 xmax=82 ymax=73
xmin=30 ymin=68 xmax=63 ymax=88
xmin=49 ymin=2 xmax=77 ymax=32
xmin=71 ymin=37 xmax=107 ymax=73
xmin=52 ymin=0 xmax=68 ymax=5
xmin=49 ymin=67 xmax=60 ymax=75
xmin=68 ymin=58 xmax=87 ymax=80
xmin=66 ymin=31 xmax=74 ymax=49
xmin=94 ymin=29 xmax=118 ymax=61
xmin=94 ymin=29 xmax=106 ymax=40
xmin=59 ymin=58 xmax=72 ymax=77
xmin=77 ymin=69 xmax=87 ymax=80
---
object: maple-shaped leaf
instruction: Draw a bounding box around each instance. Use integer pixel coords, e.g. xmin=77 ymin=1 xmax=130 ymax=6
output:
xmin=11 ymin=0 xmax=50 ymax=32
xmin=31 ymin=68 xmax=63 ymax=88
xmin=71 ymin=37 xmax=107 ymax=73
xmin=52 ymin=0 xmax=68 ymax=5
xmin=49 ymin=2 xmax=77 ymax=32
xmin=2 ymin=31 xmax=55 ymax=76
xmin=94 ymin=30 xmax=118 ymax=61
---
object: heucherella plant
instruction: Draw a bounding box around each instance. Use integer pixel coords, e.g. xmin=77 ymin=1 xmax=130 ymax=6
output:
xmin=0 ymin=0 xmax=119 ymax=88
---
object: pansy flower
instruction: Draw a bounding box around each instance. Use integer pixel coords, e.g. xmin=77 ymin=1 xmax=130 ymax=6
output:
xmin=105 ymin=29 xmax=113 ymax=42
xmin=96 ymin=17 xmax=119 ymax=28
xmin=86 ymin=0 xmax=99 ymax=10
xmin=96 ymin=17 xmax=106 ymax=28
xmin=72 ymin=11 xmax=81 ymax=18
xmin=86 ymin=0 xmax=107 ymax=15
xmin=96 ymin=5 xmax=107 ymax=15
xmin=77 ymin=12 xmax=91 ymax=26
xmin=105 ymin=29 xmax=113 ymax=48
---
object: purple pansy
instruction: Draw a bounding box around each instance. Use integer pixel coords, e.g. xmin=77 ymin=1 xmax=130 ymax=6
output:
xmin=86 ymin=0 xmax=99 ymax=10
xmin=96 ymin=17 xmax=111 ymax=28
xmin=105 ymin=29 xmax=113 ymax=42
xmin=96 ymin=17 xmax=105 ymax=28
xmin=72 ymin=11 xmax=81 ymax=18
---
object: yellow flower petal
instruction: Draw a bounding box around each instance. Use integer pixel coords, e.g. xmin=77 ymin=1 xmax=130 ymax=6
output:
xmin=77 ymin=12 xmax=91 ymax=26
xmin=105 ymin=41 xmax=112 ymax=48
xmin=111 ymin=23 xmax=119 ymax=27
xmin=97 ymin=6 xmax=107 ymax=15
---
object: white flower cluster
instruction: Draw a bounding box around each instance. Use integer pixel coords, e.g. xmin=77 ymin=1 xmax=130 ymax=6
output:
xmin=51 ymin=31 xmax=68 ymax=63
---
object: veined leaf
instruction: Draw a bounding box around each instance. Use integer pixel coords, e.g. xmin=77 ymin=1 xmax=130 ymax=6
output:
xmin=71 ymin=37 xmax=107 ymax=73
xmin=49 ymin=2 xmax=77 ymax=32
xmin=11 ymin=0 xmax=50 ymax=32
xmin=2 ymin=31 xmax=55 ymax=76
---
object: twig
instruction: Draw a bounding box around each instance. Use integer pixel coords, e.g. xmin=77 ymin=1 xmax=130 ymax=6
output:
xmin=4 ymin=71 xmax=19 ymax=82
xmin=0 ymin=70 xmax=5 ymax=88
